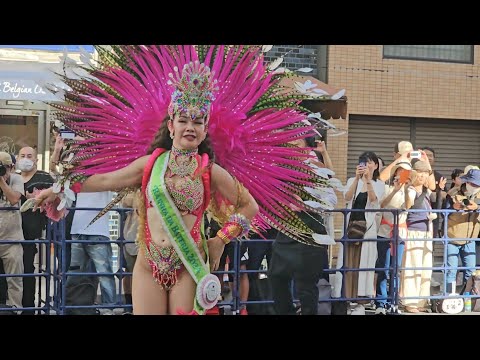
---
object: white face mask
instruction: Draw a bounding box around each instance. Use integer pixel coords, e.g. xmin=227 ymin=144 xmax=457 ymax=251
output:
xmin=17 ymin=158 xmax=34 ymax=172
xmin=466 ymin=183 xmax=480 ymax=196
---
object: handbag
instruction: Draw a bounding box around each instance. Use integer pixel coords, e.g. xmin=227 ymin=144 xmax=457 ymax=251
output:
xmin=347 ymin=219 xmax=367 ymax=240
xmin=346 ymin=180 xmax=368 ymax=241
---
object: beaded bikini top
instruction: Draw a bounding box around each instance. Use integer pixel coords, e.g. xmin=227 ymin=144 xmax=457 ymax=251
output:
xmin=165 ymin=147 xmax=204 ymax=215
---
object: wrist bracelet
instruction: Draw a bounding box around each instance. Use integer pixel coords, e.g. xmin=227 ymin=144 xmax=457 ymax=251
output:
xmin=217 ymin=230 xmax=231 ymax=244
xmin=227 ymin=213 xmax=251 ymax=238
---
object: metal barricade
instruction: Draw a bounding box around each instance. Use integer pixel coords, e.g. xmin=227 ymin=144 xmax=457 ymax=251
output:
xmin=2 ymin=205 xmax=480 ymax=315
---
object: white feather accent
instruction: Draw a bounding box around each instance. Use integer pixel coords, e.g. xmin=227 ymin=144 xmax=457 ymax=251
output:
xmin=303 ymin=189 xmax=336 ymax=210
xmin=262 ymin=45 xmax=273 ymax=52
xmin=57 ymin=198 xmax=67 ymax=211
xmin=79 ymin=46 xmax=93 ymax=66
xmin=52 ymin=183 xmax=62 ymax=194
xmin=268 ymin=57 xmax=284 ymax=71
xmin=307 ymin=112 xmax=322 ymax=120
xmin=328 ymin=129 xmax=347 ymax=137
xmin=312 ymin=233 xmax=336 ymax=245
xmin=311 ymin=88 xmax=329 ymax=96
xmin=296 ymin=67 xmax=314 ymax=73
xmin=328 ymin=178 xmax=347 ymax=192
xmin=64 ymin=188 xmax=76 ymax=202
xmin=331 ymin=89 xmax=346 ymax=100
xmin=308 ymin=164 xmax=335 ymax=178
xmin=72 ymin=67 xmax=97 ymax=81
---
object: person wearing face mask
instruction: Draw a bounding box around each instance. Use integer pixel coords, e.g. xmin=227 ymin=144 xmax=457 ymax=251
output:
xmin=0 ymin=151 xmax=25 ymax=312
xmin=17 ymin=147 xmax=54 ymax=314
xmin=445 ymin=169 xmax=480 ymax=294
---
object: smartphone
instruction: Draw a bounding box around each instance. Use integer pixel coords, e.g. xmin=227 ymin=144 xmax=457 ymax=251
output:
xmin=398 ymin=168 xmax=411 ymax=184
xmin=409 ymin=151 xmax=421 ymax=159
xmin=60 ymin=130 xmax=75 ymax=139
xmin=358 ymin=155 xmax=368 ymax=167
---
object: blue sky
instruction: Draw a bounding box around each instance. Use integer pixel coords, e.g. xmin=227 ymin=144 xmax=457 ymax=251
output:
xmin=0 ymin=45 xmax=94 ymax=52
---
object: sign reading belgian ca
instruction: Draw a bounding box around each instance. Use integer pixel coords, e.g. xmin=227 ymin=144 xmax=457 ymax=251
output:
xmin=0 ymin=79 xmax=58 ymax=101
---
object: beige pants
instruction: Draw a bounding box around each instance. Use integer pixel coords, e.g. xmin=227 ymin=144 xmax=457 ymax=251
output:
xmin=400 ymin=230 xmax=433 ymax=310
xmin=344 ymin=242 xmax=362 ymax=300
xmin=0 ymin=243 xmax=24 ymax=310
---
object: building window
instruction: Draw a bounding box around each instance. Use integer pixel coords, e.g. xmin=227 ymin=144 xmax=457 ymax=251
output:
xmin=383 ymin=45 xmax=473 ymax=64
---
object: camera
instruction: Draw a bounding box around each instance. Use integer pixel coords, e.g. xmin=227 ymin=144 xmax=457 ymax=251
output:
xmin=0 ymin=163 xmax=6 ymax=177
xmin=463 ymin=199 xmax=471 ymax=207
xmin=60 ymin=130 xmax=75 ymax=139
xmin=409 ymin=151 xmax=422 ymax=159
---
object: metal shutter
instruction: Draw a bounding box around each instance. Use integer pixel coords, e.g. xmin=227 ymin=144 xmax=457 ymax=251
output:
xmin=347 ymin=115 xmax=411 ymax=179
xmin=348 ymin=116 xmax=480 ymax=263
xmin=415 ymin=119 xmax=480 ymax=181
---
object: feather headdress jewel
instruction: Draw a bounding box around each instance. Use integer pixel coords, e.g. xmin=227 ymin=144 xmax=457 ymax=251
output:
xmin=167 ymin=61 xmax=219 ymax=123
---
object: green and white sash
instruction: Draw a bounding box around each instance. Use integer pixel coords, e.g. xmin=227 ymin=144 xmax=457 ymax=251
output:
xmin=148 ymin=151 xmax=220 ymax=314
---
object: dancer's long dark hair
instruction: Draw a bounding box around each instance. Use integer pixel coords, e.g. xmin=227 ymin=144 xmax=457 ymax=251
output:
xmin=147 ymin=116 xmax=215 ymax=161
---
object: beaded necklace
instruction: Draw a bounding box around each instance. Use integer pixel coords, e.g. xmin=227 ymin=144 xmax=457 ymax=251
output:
xmin=166 ymin=146 xmax=203 ymax=214
xmin=168 ymin=147 xmax=198 ymax=177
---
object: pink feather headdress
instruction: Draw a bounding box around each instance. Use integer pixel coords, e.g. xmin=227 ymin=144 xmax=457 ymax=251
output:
xmin=48 ymin=45 xmax=339 ymax=245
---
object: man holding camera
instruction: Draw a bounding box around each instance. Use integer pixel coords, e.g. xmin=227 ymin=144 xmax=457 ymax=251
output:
xmin=445 ymin=169 xmax=480 ymax=293
xmin=379 ymin=141 xmax=414 ymax=182
xmin=380 ymin=141 xmax=440 ymax=192
xmin=0 ymin=151 xmax=25 ymax=311
xmin=17 ymin=147 xmax=54 ymax=314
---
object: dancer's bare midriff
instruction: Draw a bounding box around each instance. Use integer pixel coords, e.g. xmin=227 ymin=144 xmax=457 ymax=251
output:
xmin=146 ymin=206 xmax=205 ymax=250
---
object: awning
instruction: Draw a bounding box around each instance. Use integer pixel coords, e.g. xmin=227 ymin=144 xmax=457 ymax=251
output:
xmin=0 ymin=69 xmax=63 ymax=102
xmin=0 ymin=60 xmax=63 ymax=102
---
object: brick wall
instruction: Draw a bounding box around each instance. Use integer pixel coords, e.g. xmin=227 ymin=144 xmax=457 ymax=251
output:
xmin=264 ymin=45 xmax=318 ymax=76
xmin=328 ymin=45 xmax=480 ymax=120
xmin=326 ymin=44 xmax=480 ymax=198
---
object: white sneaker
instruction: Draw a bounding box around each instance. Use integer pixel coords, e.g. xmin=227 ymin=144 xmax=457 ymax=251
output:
xmin=350 ymin=304 xmax=365 ymax=315
xmin=375 ymin=307 xmax=386 ymax=315
xmin=99 ymin=308 xmax=114 ymax=315
xmin=364 ymin=301 xmax=376 ymax=310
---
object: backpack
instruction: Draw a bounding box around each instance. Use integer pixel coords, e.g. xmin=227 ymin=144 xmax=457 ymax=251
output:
xmin=65 ymin=274 xmax=98 ymax=315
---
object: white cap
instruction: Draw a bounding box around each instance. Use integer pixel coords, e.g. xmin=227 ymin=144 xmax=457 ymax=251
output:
xmin=397 ymin=141 xmax=413 ymax=155
xmin=464 ymin=165 xmax=479 ymax=175
xmin=0 ymin=151 xmax=13 ymax=166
